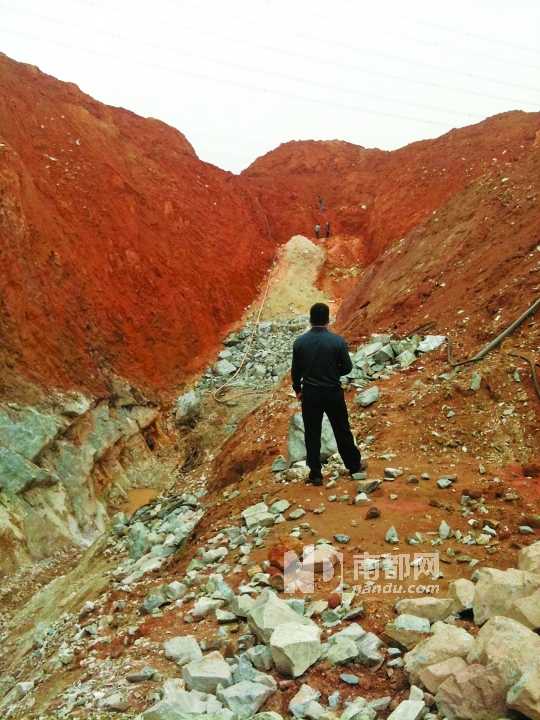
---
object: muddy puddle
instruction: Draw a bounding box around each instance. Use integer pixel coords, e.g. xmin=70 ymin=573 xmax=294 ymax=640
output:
xmin=122 ymin=487 xmax=160 ymax=516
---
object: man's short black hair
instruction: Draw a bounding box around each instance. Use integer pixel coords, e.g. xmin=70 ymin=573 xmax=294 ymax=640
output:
xmin=310 ymin=302 xmax=330 ymax=325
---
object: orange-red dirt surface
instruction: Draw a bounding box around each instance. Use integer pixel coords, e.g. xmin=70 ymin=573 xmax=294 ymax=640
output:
xmin=1 ymin=51 xmax=539 ymax=400
xmin=0 ymin=53 xmax=275 ymax=397
xmin=336 ymin=141 xmax=540 ymax=351
xmin=243 ymin=113 xmax=540 ymax=265
xmin=1 ymin=50 xmax=540 ymax=720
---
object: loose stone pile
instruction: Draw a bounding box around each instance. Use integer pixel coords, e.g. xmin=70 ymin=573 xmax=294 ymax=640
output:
xmin=0 ymin=493 xmax=207 ymax=718
xmin=348 ymin=335 xmax=446 ymax=410
xmin=381 ymin=540 xmax=540 ymax=720
xmin=198 ymin=318 xmax=310 ymax=391
xmin=134 ymin=540 xmax=540 ymax=720
xmin=112 ymin=494 xmax=207 ymax=586
xmin=176 ymin=327 xmax=446 ymax=419
xmin=135 ymin=584 xmax=388 ymax=720
xmin=2 ymin=461 xmax=540 ymax=720
xmin=134 ymin=539 xmax=540 ymax=720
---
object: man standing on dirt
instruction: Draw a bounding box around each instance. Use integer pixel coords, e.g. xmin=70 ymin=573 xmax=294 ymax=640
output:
xmin=314 ymin=223 xmax=321 ymax=239
xmin=325 ymin=221 xmax=331 ymax=239
xmin=291 ymin=303 xmax=362 ymax=485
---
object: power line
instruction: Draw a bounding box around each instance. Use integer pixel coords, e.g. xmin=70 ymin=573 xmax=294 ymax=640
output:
xmin=9 ymin=0 xmax=540 ymax=110
xmin=331 ymin=0 xmax=540 ymax=64
xmin=358 ymin=25 xmax=540 ymax=74
xmin=2 ymin=1 xmax=538 ymax=121
xmin=207 ymin=0 xmax=540 ymax=91
xmin=235 ymin=20 xmax=540 ymax=100
xmin=0 ymin=6 xmax=496 ymax=123
xmin=0 ymin=24 xmax=465 ymax=130
xmin=292 ymin=28 xmax=540 ymax=107
xmin=306 ymin=3 xmax=540 ymax=91
xmin=49 ymin=0 xmax=540 ymax=70
xmin=399 ymin=13 xmax=540 ymax=58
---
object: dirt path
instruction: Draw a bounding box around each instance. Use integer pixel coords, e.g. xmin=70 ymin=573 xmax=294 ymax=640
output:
xmin=189 ymin=233 xmax=338 ymax=470
xmin=246 ymin=234 xmax=331 ymax=321
xmin=3 ymin=231 xmax=538 ymax=719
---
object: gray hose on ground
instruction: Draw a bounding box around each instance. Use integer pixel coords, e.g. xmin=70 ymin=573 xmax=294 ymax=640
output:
xmin=406 ymin=321 xmax=436 ymax=337
xmin=212 ymin=261 xmax=274 ymax=404
xmin=447 ymin=297 xmax=540 ymax=368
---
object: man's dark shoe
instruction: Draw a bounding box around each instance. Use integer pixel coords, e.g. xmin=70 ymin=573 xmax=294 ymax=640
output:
xmin=306 ymin=475 xmax=323 ymax=486
xmin=349 ymin=459 xmax=368 ymax=474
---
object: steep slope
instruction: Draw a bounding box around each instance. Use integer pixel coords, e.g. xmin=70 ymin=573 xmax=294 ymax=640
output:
xmin=0 ymin=53 xmax=275 ymax=398
xmin=243 ymin=112 xmax=540 ymax=264
xmin=337 ymin=142 xmax=540 ymax=359
xmin=2 ymin=50 xmax=538 ymax=400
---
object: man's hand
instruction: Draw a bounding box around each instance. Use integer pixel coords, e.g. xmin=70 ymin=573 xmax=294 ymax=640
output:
xmin=296 ymin=391 xmax=302 ymax=402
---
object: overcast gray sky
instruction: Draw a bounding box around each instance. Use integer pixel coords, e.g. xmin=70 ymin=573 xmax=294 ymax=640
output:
xmin=1 ymin=0 xmax=539 ymax=172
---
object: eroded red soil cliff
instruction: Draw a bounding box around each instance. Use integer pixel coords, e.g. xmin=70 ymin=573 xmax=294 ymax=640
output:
xmin=244 ymin=113 xmax=540 ymax=264
xmin=337 ymin=145 xmax=540 ymax=357
xmin=1 ymin=51 xmax=539 ymax=401
xmin=0 ymin=53 xmax=275 ymax=397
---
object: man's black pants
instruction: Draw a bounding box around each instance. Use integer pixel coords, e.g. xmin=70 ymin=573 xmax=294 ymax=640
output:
xmin=301 ymin=385 xmax=361 ymax=478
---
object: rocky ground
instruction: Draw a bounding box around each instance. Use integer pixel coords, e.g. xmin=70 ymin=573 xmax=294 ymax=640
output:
xmin=1 ymin=54 xmax=539 ymax=720
xmin=0 ymin=290 xmax=538 ymax=718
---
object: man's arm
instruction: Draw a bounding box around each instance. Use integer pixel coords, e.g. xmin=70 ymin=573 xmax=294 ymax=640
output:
xmin=338 ymin=338 xmax=353 ymax=376
xmin=291 ymin=342 xmax=303 ymax=396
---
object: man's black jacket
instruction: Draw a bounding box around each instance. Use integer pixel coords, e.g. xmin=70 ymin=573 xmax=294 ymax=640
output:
xmin=291 ymin=326 xmax=353 ymax=393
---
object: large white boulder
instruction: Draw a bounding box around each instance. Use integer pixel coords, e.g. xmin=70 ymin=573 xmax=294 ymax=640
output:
xmin=182 ymin=651 xmax=233 ymax=693
xmin=472 ymin=567 xmax=540 ymax=625
xmin=270 ymin=622 xmax=322 ymax=678
xmin=229 ymin=594 xmax=256 ymax=618
xmin=341 ymin=699 xmax=377 ymax=720
xmin=447 ymin=578 xmax=475 ymax=613
xmin=242 ymin=503 xmax=275 ymax=530
xmin=418 ymin=656 xmax=468 ymax=694
xmin=325 ymin=637 xmax=359 ymax=665
xmin=139 ymin=686 xmax=228 ymax=720
xmin=404 ymin=621 xmax=474 ymax=681
xmin=175 ymin=390 xmax=201 ymax=426
xmin=215 ymin=359 xmax=236 ymax=376
xmin=191 ymin=597 xmax=224 ymax=619
xmin=356 ymin=386 xmax=380 ymax=407
xmin=288 ymin=412 xmax=337 ymax=464
xmin=387 ymin=699 xmax=425 ymax=720
xmin=248 ymin=589 xmax=316 ymax=643
xmin=418 ymin=335 xmax=446 ymax=353
xmin=395 ymin=597 xmax=454 ymax=623
xmin=289 ymin=684 xmax=321 ymax=718
xmin=507 ymin=665 xmax=540 ymax=720
xmin=330 ymin=623 xmax=366 ymax=644
xmin=356 ymin=631 xmax=385 ymax=666
xmin=435 ymin=664 xmax=507 ymax=720
xmin=518 ymin=541 xmax=540 ymax=574
xmin=385 ymin=614 xmax=431 ymax=650
xmin=467 ymin=615 xmax=540 ymax=690
xmin=246 ymin=645 xmax=274 ymax=671
xmin=217 ymin=680 xmax=275 ymax=719
xmin=505 ymin=588 xmax=540 ymax=629
xmin=163 ymin=635 xmax=202 ymax=665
